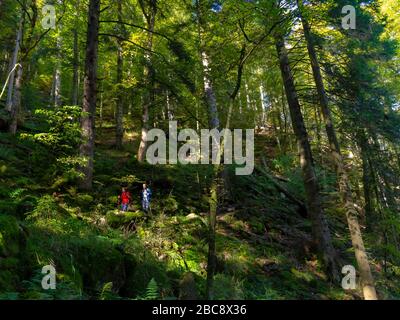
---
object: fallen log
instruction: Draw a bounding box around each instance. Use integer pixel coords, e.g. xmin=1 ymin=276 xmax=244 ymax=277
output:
xmin=255 ymin=156 xmax=308 ymax=218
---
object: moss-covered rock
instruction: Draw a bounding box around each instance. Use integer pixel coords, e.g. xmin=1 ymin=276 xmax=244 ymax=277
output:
xmin=106 ymin=210 xmax=144 ymax=228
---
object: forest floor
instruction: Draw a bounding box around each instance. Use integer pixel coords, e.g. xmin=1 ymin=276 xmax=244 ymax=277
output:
xmin=0 ymin=120 xmax=399 ymax=300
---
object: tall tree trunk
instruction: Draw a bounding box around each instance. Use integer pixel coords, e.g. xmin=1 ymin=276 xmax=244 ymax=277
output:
xmin=275 ymin=35 xmax=339 ymax=282
xmin=201 ymin=47 xmax=219 ymax=301
xmin=298 ymin=2 xmax=377 ymax=298
xmin=115 ymin=0 xmax=124 ymax=149
xmin=201 ymin=50 xmax=219 ymax=129
xmin=195 ymin=0 xmax=221 ymax=299
xmin=245 ymin=81 xmax=251 ymax=110
xmin=137 ymin=0 xmax=157 ymax=162
xmin=7 ymin=12 xmax=26 ymax=135
xmin=53 ymin=36 xmax=62 ymax=107
xmin=71 ymin=31 xmax=79 ymax=105
xmin=71 ymin=0 xmax=80 ymax=106
xmin=9 ymin=64 xmax=23 ymax=134
xmin=259 ymin=83 xmax=266 ymax=126
xmin=166 ymin=89 xmax=173 ymax=121
xmin=79 ymin=0 xmax=100 ymax=190
xmin=6 ymin=17 xmax=24 ymax=113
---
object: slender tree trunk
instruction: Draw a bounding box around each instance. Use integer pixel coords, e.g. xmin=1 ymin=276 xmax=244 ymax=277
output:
xmin=201 ymin=51 xmax=219 ymax=129
xmin=71 ymin=0 xmax=80 ymax=106
xmin=166 ymin=89 xmax=173 ymax=121
xmin=137 ymin=0 xmax=157 ymax=162
xmin=298 ymin=4 xmax=377 ymax=297
xmin=238 ymin=91 xmax=242 ymax=114
xmin=195 ymin=0 xmax=221 ymax=299
xmin=201 ymin=48 xmax=219 ymax=301
xmin=245 ymin=81 xmax=251 ymax=110
xmin=9 ymin=65 xmax=23 ymax=134
xmin=6 ymin=17 xmax=24 ymax=113
xmin=7 ymin=12 xmax=26 ymax=135
xmin=275 ymin=35 xmax=339 ymax=282
xmin=115 ymin=42 xmax=124 ymax=148
xmin=53 ymin=0 xmax=63 ymax=107
xmin=79 ymin=0 xmax=100 ymax=190
xmin=259 ymin=83 xmax=266 ymax=126
xmin=360 ymin=139 xmax=373 ymax=221
xmin=72 ymin=30 xmax=79 ymax=105
xmin=115 ymin=0 xmax=124 ymax=149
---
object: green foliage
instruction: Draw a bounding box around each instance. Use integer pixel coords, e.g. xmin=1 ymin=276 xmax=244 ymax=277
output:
xmin=0 ymin=215 xmax=20 ymax=256
xmin=213 ymin=274 xmax=245 ymax=300
xmin=144 ymin=278 xmax=159 ymax=300
xmin=106 ymin=210 xmax=144 ymax=228
xmin=76 ymin=194 xmax=94 ymax=207
xmin=0 ymin=0 xmax=399 ymax=301
xmin=159 ymin=195 xmax=179 ymax=214
xmin=17 ymin=268 xmax=84 ymax=300
xmin=99 ymin=282 xmax=118 ymax=300
xmin=26 ymin=195 xmax=59 ymax=220
xmin=25 ymin=106 xmax=82 ymax=153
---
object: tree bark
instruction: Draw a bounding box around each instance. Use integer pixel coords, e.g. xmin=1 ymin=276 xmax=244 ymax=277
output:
xmin=275 ymin=35 xmax=339 ymax=282
xmin=115 ymin=0 xmax=124 ymax=149
xmin=53 ymin=36 xmax=62 ymax=107
xmin=9 ymin=64 xmax=23 ymax=134
xmin=71 ymin=28 xmax=79 ymax=106
xmin=71 ymin=0 xmax=80 ymax=106
xmin=201 ymin=50 xmax=219 ymax=129
xmin=137 ymin=0 xmax=157 ymax=162
xmin=259 ymin=83 xmax=266 ymax=126
xmin=195 ymin=0 xmax=222 ymax=300
xmin=53 ymin=0 xmax=63 ymax=107
xmin=6 ymin=17 xmax=24 ymax=114
xmin=298 ymin=2 xmax=378 ymax=298
xmin=79 ymin=0 xmax=101 ymax=190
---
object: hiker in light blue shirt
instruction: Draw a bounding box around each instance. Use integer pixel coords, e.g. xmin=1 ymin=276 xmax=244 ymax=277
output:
xmin=141 ymin=183 xmax=152 ymax=212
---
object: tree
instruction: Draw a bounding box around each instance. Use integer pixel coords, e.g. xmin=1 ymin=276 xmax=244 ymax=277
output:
xmin=6 ymin=13 xmax=24 ymax=134
xmin=79 ymin=0 xmax=101 ymax=190
xmin=275 ymin=33 xmax=339 ymax=282
xmin=297 ymin=0 xmax=377 ymax=299
xmin=115 ymin=0 xmax=125 ymax=149
xmin=137 ymin=0 xmax=157 ymax=162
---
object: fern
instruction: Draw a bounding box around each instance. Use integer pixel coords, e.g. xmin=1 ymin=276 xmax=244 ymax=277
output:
xmin=145 ymin=278 xmax=159 ymax=300
xmin=99 ymin=282 xmax=114 ymax=300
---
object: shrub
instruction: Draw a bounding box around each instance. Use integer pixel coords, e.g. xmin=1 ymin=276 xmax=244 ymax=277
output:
xmin=26 ymin=195 xmax=59 ymax=220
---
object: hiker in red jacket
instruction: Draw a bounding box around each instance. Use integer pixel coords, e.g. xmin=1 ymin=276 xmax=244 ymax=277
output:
xmin=118 ymin=187 xmax=131 ymax=212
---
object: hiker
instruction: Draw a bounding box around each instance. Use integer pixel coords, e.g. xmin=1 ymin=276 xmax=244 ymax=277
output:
xmin=141 ymin=183 xmax=152 ymax=212
xmin=118 ymin=187 xmax=131 ymax=212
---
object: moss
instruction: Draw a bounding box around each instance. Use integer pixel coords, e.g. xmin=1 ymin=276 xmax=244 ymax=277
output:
xmin=76 ymin=194 xmax=94 ymax=207
xmin=106 ymin=210 xmax=144 ymax=228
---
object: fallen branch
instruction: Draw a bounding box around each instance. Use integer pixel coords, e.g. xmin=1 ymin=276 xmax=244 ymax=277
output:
xmin=0 ymin=63 xmax=22 ymax=101
xmin=256 ymin=156 xmax=308 ymax=218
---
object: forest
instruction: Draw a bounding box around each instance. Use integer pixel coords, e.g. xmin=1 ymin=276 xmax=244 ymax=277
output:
xmin=0 ymin=0 xmax=399 ymax=301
